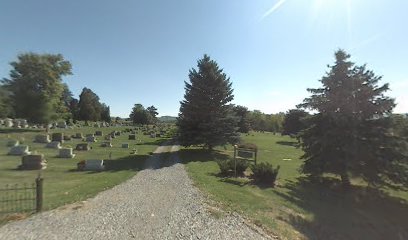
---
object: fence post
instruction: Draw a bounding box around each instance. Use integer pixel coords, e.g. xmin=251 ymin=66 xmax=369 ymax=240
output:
xmin=35 ymin=176 xmax=43 ymax=212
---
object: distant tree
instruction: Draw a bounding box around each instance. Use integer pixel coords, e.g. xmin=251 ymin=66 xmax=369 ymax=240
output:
xmin=0 ymin=85 xmax=13 ymax=118
xmin=177 ymin=54 xmax=239 ymax=150
xmin=78 ymin=87 xmax=102 ymax=123
xmin=146 ymin=105 xmax=158 ymax=124
xmin=1 ymin=52 xmax=72 ymax=123
xmin=233 ymin=105 xmax=250 ymax=133
xmin=101 ymin=103 xmax=111 ymax=123
xmin=248 ymin=110 xmax=266 ymax=131
xmin=129 ymin=104 xmax=149 ymax=125
xmin=69 ymin=98 xmax=80 ymax=123
xmin=282 ymin=109 xmax=309 ymax=136
xmin=298 ymin=49 xmax=407 ymax=188
xmin=391 ymin=114 xmax=408 ymax=135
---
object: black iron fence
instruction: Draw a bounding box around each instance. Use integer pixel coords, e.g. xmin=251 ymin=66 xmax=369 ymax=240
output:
xmin=0 ymin=177 xmax=43 ymax=222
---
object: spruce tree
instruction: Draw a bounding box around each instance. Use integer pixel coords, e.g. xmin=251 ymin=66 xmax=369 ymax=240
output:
xmin=298 ymin=50 xmax=407 ymax=188
xmin=178 ymin=55 xmax=239 ymax=150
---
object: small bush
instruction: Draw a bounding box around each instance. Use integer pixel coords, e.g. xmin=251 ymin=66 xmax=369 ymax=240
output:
xmin=234 ymin=159 xmax=249 ymax=174
xmin=217 ymin=159 xmax=231 ymax=175
xmin=217 ymin=158 xmax=249 ymax=176
xmin=251 ymin=162 xmax=280 ymax=186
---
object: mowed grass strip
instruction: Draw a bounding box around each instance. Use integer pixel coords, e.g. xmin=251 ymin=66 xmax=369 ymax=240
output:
xmin=0 ymin=126 xmax=167 ymax=212
xmin=180 ymin=132 xmax=408 ymax=240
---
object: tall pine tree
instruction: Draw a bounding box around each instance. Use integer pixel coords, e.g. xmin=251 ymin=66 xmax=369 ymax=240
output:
xmin=298 ymin=50 xmax=407 ymax=188
xmin=177 ymin=55 xmax=239 ymax=150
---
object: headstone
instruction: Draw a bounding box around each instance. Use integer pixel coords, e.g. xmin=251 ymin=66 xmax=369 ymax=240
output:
xmin=20 ymin=119 xmax=28 ymax=128
xmin=34 ymin=134 xmax=51 ymax=143
xmin=114 ymin=131 xmax=121 ymax=136
xmin=57 ymin=121 xmax=67 ymax=128
xmin=86 ymin=136 xmax=97 ymax=142
xmin=63 ymin=135 xmax=71 ymax=141
xmin=122 ymin=143 xmax=129 ymax=148
xmin=0 ymin=119 xmax=4 ymax=126
xmin=129 ymin=134 xmax=136 ymax=140
xmin=12 ymin=119 xmax=20 ymax=128
xmin=46 ymin=141 xmax=61 ymax=149
xmin=19 ymin=154 xmax=46 ymax=170
xmin=4 ymin=118 xmax=13 ymax=127
xmin=9 ymin=145 xmax=30 ymax=155
xmin=52 ymin=133 xmax=64 ymax=143
xmin=101 ymin=142 xmax=112 ymax=148
xmin=95 ymin=131 xmax=103 ymax=136
xmin=7 ymin=140 xmax=19 ymax=147
xmin=73 ymin=133 xmax=83 ymax=139
xmin=83 ymin=160 xmax=105 ymax=171
xmin=76 ymin=143 xmax=90 ymax=151
xmin=105 ymin=135 xmax=112 ymax=141
xmin=58 ymin=148 xmax=75 ymax=158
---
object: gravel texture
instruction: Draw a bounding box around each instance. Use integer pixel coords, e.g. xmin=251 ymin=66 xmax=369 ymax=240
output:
xmin=0 ymin=145 xmax=274 ymax=240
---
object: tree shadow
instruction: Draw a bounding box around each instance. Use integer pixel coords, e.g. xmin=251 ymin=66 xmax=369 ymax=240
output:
xmin=0 ymin=129 xmax=43 ymax=134
xmin=178 ymin=148 xmax=229 ymax=163
xmin=136 ymin=138 xmax=171 ymax=146
xmin=276 ymin=141 xmax=299 ymax=147
xmin=274 ymin=177 xmax=408 ymax=240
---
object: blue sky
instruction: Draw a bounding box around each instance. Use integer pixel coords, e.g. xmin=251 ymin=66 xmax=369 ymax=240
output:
xmin=1 ymin=0 xmax=407 ymax=117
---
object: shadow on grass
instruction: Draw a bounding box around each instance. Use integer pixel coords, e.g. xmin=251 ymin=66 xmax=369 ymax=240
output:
xmin=136 ymin=138 xmax=171 ymax=146
xmin=276 ymin=141 xmax=299 ymax=147
xmin=68 ymin=151 xmax=179 ymax=173
xmin=178 ymin=148 xmax=229 ymax=163
xmin=0 ymin=128 xmax=43 ymax=134
xmin=273 ymin=177 xmax=408 ymax=240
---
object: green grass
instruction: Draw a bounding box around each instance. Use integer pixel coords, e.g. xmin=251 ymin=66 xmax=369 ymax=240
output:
xmin=180 ymin=132 xmax=408 ymax=240
xmin=0 ymin=126 xmax=167 ymax=218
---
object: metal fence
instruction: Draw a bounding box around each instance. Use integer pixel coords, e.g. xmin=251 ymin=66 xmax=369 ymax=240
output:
xmin=0 ymin=177 xmax=43 ymax=221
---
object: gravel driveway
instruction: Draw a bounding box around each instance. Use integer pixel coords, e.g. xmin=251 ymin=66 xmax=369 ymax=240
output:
xmin=0 ymin=144 xmax=274 ymax=240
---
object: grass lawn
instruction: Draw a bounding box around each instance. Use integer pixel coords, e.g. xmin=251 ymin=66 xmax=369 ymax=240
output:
xmin=0 ymin=126 xmax=168 ymax=221
xmin=180 ymin=132 xmax=408 ymax=240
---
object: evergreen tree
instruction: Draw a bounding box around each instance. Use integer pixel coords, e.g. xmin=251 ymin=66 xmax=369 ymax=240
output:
xmin=298 ymin=50 xmax=407 ymax=188
xmin=177 ymin=54 xmax=239 ymax=150
xmin=233 ymin=105 xmax=250 ymax=133
xmin=282 ymin=109 xmax=309 ymax=136
xmin=101 ymin=103 xmax=111 ymax=123
xmin=1 ymin=53 xmax=72 ymax=123
xmin=146 ymin=105 xmax=158 ymax=124
xmin=78 ymin=87 xmax=102 ymax=123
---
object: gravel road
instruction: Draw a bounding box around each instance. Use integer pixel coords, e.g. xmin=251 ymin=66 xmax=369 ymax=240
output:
xmin=0 ymin=144 xmax=274 ymax=240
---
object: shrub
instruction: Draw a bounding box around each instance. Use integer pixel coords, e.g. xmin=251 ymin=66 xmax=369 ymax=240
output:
xmin=251 ymin=162 xmax=280 ymax=186
xmin=217 ymin=159 xmax=231 ymax=175
xmin=217 ymin=158 xmax=249 ymax=176
xmin=234 ymin=159 xmax=249 ymax=174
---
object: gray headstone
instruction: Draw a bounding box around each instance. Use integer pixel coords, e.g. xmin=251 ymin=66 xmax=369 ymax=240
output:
xmin=59 ymin=148 xmax=75 ymax=158
xmin=9 ymin=145 xmax=30 ymax=155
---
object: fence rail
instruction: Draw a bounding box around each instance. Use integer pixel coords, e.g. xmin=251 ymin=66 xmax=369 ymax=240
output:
xmin=0 ymin=177 xmax=43 ymax=222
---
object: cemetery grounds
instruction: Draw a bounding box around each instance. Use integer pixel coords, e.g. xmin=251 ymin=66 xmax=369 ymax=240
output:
xmin=180 ymin=132 xmax=408 ymax=240
xmin=0 ymin=125 xmax=168 ymax=221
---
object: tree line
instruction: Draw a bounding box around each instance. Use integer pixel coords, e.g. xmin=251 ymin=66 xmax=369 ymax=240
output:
xmin=0 ymin=53 xmax=111 ymax=124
